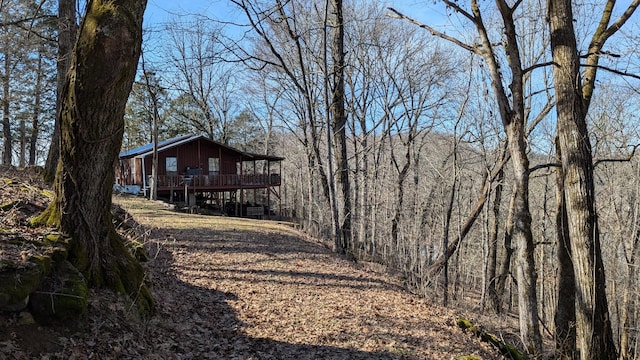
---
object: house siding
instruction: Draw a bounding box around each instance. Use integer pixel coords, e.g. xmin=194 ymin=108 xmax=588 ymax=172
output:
xmin=116 ymin=135 xmax=281 ymax=194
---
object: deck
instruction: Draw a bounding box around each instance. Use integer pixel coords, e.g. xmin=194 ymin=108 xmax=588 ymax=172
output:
xmin=155 ymin=173 xmax=281 ymax=192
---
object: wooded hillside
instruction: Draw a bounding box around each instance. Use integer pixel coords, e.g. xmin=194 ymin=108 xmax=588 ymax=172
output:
xmin=1 ymin=0 xmax=639 ymax=358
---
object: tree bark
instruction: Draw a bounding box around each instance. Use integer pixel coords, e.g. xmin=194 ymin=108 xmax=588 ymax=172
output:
xmin=2 ymin=46 xmax=11 ymax=166
xmin=618 ymin=224 xmax=639 ymax=360
xmin=29 ymin=46 xmax=45 ymax=166
xmin=549 ymin=0 xmax=617 ymax=357
xmin=44 ymin=0 xmax=76 ymax=181
xmin=505 ymin=118 xmax=541 ymax=355
xmin=330 ymin=0 xmax=352 ymax=256
xmin=496 ymin=185 xmax=515 ymax=311
xmin=483 ymin=168 xmax=503 ymax=313
xmin=19 ymin=111 xmax=26 ymax=167
xmin=554 ymin=137 xmax=576 ymax=359
xmin=36 ymin=0 xmax=153 ymax=315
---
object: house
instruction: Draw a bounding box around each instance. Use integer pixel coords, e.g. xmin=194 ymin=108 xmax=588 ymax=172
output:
xmin=116 ymin=134 xmax=283 ymax=217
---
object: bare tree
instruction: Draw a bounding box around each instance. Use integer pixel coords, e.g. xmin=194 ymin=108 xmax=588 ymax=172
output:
xmin=229 ymin=0 xmax=333 ymax=234
xmin=165 ymin=18 xmax=240 ymax=142
xmin=389 ymin=1 xmax=552 ymax=351
xmin=140 ymin=54 xmax=160 ymax=200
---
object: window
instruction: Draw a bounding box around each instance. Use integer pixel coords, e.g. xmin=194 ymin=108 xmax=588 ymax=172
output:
xmin=166 ymin=157 xmax=177 ymax=173
xmin=208 ymin=157 xmax=220 ymax=175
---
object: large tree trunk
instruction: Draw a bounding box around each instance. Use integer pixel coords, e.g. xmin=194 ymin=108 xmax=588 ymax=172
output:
xmin=36 ymin=0 xmax=153 ymax=314
xmin=554 ymin=138 xmax=577 ymax=359
xmin=44 ymin=0 xmax=76 ymax=181
xmin=549 ymin=0 xmax=617 ymax=358
xmin=330 ymin=0 xmax=352 ymax=255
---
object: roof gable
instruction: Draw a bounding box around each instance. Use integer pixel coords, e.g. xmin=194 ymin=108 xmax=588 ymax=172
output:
xmin=119 ymin=134 xmax=284 ymax=162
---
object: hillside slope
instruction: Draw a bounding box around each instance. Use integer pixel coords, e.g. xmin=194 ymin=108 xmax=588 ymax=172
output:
xmin=2 ymin=176 xmax=503 ymax=359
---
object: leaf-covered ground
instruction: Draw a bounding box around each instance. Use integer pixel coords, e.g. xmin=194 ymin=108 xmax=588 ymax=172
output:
xmin=1 ymin=168 xmax=512 ymax=359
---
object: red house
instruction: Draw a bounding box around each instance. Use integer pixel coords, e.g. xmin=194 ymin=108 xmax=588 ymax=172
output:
xmin=116 ymin=134 xmax=283 ymax=217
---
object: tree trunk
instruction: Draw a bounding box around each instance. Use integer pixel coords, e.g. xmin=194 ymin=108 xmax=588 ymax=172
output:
xmin=496 ymin=186 xmax=516 ymax=311
xmin=44 ymin=0 xmax=76 ymax=181
xmin=554 ymin=137 xmax=576 ymax=359
xmin=19 ymin=114 xmax=26 ymax=167
xmin=506 ymin=119 xmax=542 ymax=355
xmin=29 ymin=47 xmax=45 ymax=166
xmin=2 ymin=47 xmax=11 ymax=166
xmin=330 ymin=0 xmax=352 ymax=256
xmin=441 ymin=141 xmax=459 ymax=307
xmin=619 ymin=225 xmax=639 ymax=360
xmin=549 ymin=0 xmax=617 ymax=358
xmin=483 ymin=168 xmax=503 ymax=313
xmin=36 ymin=0 xmax=153 ymax=315
xmin=141 ymin=56 xmax=159 ymax=201
xmin=389 ymin=130 xmax=411 ymax=265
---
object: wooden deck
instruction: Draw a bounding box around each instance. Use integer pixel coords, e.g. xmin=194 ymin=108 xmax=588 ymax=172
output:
xmin=155 ymin=173 xmax=281 ymax=192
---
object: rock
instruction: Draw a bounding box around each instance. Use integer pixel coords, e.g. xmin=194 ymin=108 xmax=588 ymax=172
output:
xmin=29 ymin=260 xmax=88 ymax=324
xmin=18 ymin=311 xmax=36 ymax=325
xmin=0 ymin=262 xmax=44 ymax=311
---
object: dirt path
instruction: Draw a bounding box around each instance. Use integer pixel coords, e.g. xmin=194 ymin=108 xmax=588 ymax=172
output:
xmin=2 ymin=194 xmax=500 ymax=359
xmin=111 ymin=195 xmax=499 ymax=360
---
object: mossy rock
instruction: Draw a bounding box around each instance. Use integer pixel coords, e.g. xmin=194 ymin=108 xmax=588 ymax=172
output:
xmin=0 ymin=262 xmax=45 ymax=311
xmin=28 ymin=254 xmax=53 ymax=274
xmin=29 ymin=260 xmax=88 ymax=324
xmin=45 ymin=246 xmax=69 ymax=263
xmin=42 ymin=233 xmax=70 ymax=246
xmin=127 ymin=240 xmax=149 ymax=262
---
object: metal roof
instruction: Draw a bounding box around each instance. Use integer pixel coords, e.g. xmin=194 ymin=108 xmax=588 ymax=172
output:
xmin=119 ymin=134 xmax=192 ymax=158
xmin=119 ymin=134 xmax=284 ymax=162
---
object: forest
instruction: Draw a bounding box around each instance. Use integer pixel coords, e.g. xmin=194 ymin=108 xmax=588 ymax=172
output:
xmin=1 ymin=0 xmax=640 ymax=358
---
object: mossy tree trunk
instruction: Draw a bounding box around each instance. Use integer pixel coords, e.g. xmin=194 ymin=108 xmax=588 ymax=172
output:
xmin=39 ymin=0 xmax=153 ymax=315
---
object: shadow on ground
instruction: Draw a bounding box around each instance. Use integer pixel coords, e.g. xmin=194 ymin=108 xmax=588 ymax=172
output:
xmin=145 ymin=239 xmax=410 ymax=359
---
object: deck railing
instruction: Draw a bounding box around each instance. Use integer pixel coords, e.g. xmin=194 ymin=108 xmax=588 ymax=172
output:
xmin=155 ymin=173 xmax=280 ymax=188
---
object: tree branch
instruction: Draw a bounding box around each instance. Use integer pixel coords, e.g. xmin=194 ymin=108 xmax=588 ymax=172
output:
xmin=386 ymin=8 xmax=480 ymax=54
xmin=602 ymin=0 xmax=640 ymax=41
xmin=440 ymin=0 xmax=477 ymax=23
xmin=594 ymin=144 xmax=640 ymax=167
xmin=522 ymin=61 xmax=558 ymax=75
xmin=580 ymin=64 xmax=640 ymax=80
xmin=529 ymin=162 xmax=561 ymax=174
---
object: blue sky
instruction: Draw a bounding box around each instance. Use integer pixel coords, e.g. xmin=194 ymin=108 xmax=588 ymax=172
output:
xmin=143 ymin=0 xmax=447 ymax=28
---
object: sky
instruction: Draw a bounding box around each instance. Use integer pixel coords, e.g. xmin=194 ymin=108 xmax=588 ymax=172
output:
xmin=143 ymin=0 xmax=447 ymax=29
